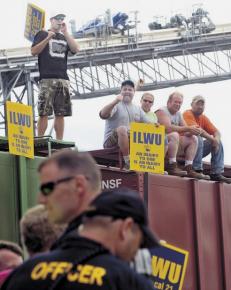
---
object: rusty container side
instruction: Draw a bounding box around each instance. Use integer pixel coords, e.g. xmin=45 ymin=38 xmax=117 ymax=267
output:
xmin=147 ymin=174 xmax=199 ymax=290
xmin=96 ymin=166 xmax=231 ymax=290
xmin=99 ymin=166 xmax=143 ymax=193
xmin=218 ymin=183 xmax=231 ymax=290
xmin=193 ymin=180 xmax=224 ymax=290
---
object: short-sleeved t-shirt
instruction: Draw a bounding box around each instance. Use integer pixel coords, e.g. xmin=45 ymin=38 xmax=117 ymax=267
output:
xmin=145 ymin=111 xmax=158 ymax=123
xmin=159 ymin=106 xmax=184 ymax=126
xmin=103 ymin=101 xmax=150 ymax=143
xmin=32 ymin=30 xmax=70 ymax=80
xmin=183 ymin=110 xmax=218 ymax=136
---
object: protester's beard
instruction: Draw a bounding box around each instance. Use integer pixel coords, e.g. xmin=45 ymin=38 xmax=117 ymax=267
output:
xmin=123 ymin=95 xmax=133 ymax=103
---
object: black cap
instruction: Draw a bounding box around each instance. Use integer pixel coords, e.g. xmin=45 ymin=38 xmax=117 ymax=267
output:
xmin=121 ymin=80 xmax=135 ymax=88
xmin=85 ymin=188 xmax=159 ymax=248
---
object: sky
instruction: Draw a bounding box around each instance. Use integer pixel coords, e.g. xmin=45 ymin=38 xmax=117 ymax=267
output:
xmin=1 ymin=0 xmax=231 ymax=164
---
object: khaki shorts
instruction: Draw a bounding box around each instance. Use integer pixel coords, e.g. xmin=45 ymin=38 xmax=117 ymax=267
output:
xmin=103 ymin=130 xmax=118 ymax=148
xmin=104 ymin=128 xmax=130 ymax=148
xmin=38 ymin=79 xmax=72 ymax=116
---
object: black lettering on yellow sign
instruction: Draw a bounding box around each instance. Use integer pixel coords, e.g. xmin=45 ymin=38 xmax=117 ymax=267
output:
xmin=31 ymin=262 xmax=106 ymax=286
xmin=152 ymin=256 xmax=182 ymax=284
xmin=135 ymin=152 xmax=160 ymax=168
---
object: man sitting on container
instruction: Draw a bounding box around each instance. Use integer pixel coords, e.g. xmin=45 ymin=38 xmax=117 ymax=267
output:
xmin=156 ymin=91 xmax=209 ymax=179
xmin=140 ymin=93 xmax=158 ymax=123
xmin=99 ymin=80 xmax=153 ymax=170
xmin=183 ymin=95 xmax=231 ymax=183
xmin=140 ymin=92 xmax=168 ymax=157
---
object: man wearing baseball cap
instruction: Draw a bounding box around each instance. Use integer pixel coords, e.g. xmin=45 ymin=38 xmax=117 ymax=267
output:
xmin=50 ymin=12 xmax=66 ymax=20
xmin=31 ymin=10 xmax=79 ymax=140
xmin=84 ymin=188 xmax=159 ymax=251
xmin=183 ymin=95 xmax=231 ymax=183
xmin=2 ymin=188 xmax=157 ymax=290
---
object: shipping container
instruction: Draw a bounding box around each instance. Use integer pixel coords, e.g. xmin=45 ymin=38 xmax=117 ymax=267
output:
xmin=1 ymin=144 xmax=231 ymax=289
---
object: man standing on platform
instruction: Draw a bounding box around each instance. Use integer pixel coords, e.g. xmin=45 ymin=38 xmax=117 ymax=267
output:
xmin=31 ymin=12 xmax=79 ymax=140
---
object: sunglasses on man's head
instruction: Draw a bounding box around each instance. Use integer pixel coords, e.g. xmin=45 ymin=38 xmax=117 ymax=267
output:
xmin=142 ymin=99 xmax=153 ymax=104
xmin=54 ymin=16 xmax=65 ymax=21
xmin=40 ymin=176 xmax=75 ymax=196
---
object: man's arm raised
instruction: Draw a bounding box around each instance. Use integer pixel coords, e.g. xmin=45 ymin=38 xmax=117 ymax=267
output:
xmin=99 ymin=95 xmax=123 ymax=119
xmin=31 ymin=31 xmax=55 ymax=56
xmin=61 ymin=23 xmax=80 ymax=54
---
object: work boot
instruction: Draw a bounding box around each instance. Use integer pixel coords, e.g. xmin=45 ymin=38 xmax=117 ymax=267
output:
xmin=210 ymin=174 xmax=231 ymax=184
xmin=165 ymin=162 xmax=187 ymax=177
xmin=184 ymin=165 xmax=210 ymax=180
xmin=123 ymin=161 xmax=130 ymax=170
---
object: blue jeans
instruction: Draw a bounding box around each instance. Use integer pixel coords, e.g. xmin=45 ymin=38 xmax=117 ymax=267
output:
xmin=193 ymin=136 xmax=224 ymax=174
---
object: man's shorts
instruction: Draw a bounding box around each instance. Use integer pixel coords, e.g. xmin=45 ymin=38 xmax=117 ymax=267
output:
xmin=104 ymin=127 xmax=130 ymax=148
xmin=103 ymin=130 xmax=118 ymax=148
xmin=38 ymin=79 xmax=72 ymax=117
xmin=104 ymin=129 xmax=168 ymax=149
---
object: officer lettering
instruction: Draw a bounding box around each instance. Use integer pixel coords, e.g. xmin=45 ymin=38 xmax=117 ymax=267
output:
xmin=31 ymin=262 xmax=106 ymax=286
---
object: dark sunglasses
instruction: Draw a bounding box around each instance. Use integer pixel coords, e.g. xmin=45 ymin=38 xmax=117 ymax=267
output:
xmin=40 ymin=176 xmax=75 ymax=196
xmin=142 ymin=99 xmax=153 ymax=104
xmin=54 ymin=16 xmax=65 ymax=21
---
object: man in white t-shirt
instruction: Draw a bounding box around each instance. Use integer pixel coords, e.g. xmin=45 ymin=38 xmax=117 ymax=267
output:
xmin=99 ymin=80 xmax=150 ymax=169
xmin=156 ymin=91 xmax=209 ymax=179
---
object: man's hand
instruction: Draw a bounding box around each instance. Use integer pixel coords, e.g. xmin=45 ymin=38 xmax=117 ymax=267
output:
xmin=47 ymin=30 xmax=55 ymax=39
xmin=100 ymin=94 xmax=122 ymax=119
xmin=60 ymin=22 xmax=68 ymax=34
xmin=31 ymin=30 xmax=55 ymax=56
xmin=116 ymin=94 xmax=123 ymax=103
xmin=187 ymin=125 xmax=201 ymax=135
xmin=135 ymin=79 xmax=144 ymax=91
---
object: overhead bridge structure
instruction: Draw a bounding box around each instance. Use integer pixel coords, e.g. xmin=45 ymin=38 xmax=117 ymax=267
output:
xmin=1 ymin=23 xmax=231 ymax=130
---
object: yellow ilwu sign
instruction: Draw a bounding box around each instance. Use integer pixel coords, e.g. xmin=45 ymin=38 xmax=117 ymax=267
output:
xmin=24 ymin=3 xmax=45 ymax=42
xmin=130 ymin=122 xmax=165 ymax=173
xmin=7 ymin=102 xmax=34 ymax=159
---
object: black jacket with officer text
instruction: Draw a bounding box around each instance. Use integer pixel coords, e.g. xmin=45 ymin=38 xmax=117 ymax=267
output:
xmin=2 ymin=234 xmax=153 ymax=290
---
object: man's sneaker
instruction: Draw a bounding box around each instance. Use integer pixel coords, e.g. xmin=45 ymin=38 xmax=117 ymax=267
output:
xmin=165 ymin=162 xmax=187 ymax=177
xmin=210 ymin=174 xmax=231 ymax=184
xmin=184 ymin=165 xmax=210 ymax=180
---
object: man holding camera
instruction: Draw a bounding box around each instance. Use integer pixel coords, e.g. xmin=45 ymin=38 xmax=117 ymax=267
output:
xmin=31 ymin=12 xmax=79 ymax=140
